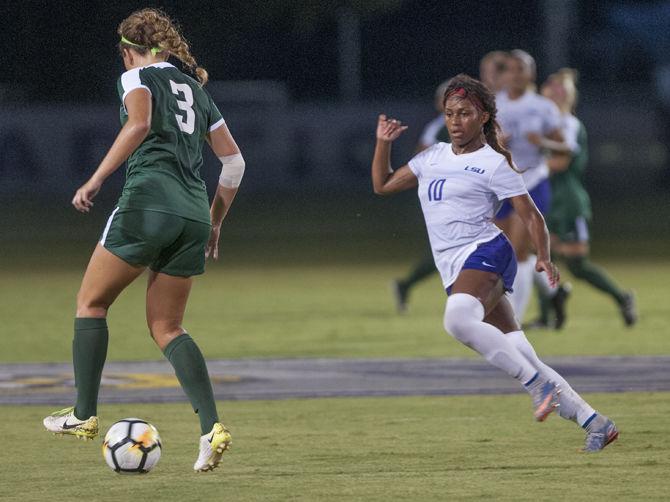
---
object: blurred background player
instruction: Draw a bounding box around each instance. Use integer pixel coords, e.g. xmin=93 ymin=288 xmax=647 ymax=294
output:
xmin=41 ymin=8 xmax=243 ymax=472
xmin=535 ymin=69 xmax=637 ymax=327
xmin=479 ymin=50 xmax=509 ymax=95
xmin=373 ymin=75 xmax=618 ymax=452
xmin=392 ymin=51 xmax=509 ymax=312
xmin=495 ymin=49 xmax=571 ymax=325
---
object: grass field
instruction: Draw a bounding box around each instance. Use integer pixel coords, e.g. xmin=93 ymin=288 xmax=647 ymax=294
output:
xmin=2 ymin=196 xmax=669 ymax=500
xmin=1 ymin=258 xmax=668 ymax=363
xmin=3 ymin=393 xmax=669 ymax=501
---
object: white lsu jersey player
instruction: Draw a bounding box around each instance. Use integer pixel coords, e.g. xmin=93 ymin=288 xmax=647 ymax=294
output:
xmin=407 ymin=142 xmax=528 ymax=290
xmin=496 ymin=90 xmax=562 ymax=190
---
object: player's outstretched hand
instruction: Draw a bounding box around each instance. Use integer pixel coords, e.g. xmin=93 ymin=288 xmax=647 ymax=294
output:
xmin=205 ymin=226 xmax=221 ymax=260
xmin=377 ymin=114 xmax=408 ymax=142
xmin=72 ymin=178 xmax=102 ymax=213
xmin=536 ymin=259 xmax=560 ymax=288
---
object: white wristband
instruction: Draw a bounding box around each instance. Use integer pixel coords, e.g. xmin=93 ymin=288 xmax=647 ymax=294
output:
xmin=218 ymin=153 xmax=245 ymax=188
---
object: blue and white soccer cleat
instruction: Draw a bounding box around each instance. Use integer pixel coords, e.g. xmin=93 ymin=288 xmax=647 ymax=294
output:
xmin=531 ymin=381 xmax=561 ymax=422
xmin=583 ymin=417 xmax=619 ymax=452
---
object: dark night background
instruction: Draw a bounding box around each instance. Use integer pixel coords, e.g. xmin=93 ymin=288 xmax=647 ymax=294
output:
xmin=1 ymin=0 xmax=669 ymax=263
xmin=0 ymin=0 xmax=659 ymax=102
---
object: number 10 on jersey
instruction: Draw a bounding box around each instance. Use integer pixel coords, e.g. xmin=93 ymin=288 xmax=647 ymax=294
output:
xmin=428 ymin=179 xmax=446 ymax=201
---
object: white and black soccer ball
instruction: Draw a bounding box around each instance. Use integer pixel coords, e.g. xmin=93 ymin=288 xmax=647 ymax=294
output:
xmin=102 ymin=418 xmax=162 ymax=474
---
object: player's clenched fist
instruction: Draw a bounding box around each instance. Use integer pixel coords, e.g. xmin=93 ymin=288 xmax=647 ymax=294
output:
xmin=376 ymin=114 xmax=408 ymax=142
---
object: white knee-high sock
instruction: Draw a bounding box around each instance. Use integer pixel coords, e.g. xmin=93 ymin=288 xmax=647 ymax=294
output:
xmin=444 ymin=294 xmax=538 ymax=383
xmin=533 ymin=267 xmax=558 ymax=298
xmin=507 ymin=330 xmax=596 ymax=426
xmin=509 ymin=257 xmax=535 ymax=321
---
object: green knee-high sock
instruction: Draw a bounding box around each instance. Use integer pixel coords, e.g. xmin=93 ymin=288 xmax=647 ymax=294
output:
xmin=565 ymin=256 xmax=626 ymax=304
xmin=537 ymin=291 xmax=551 ymax=324
xmin=163 ymin=334 xmax=219 ymax=434
xmin=73 ymin=318 xmax=109 ymax=420
xmin=401 ymin=251 xmax=436 ymax=289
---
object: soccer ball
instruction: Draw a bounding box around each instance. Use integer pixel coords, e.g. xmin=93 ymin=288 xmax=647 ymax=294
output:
xmin=102 ymin=418 xmax=162 ymax=474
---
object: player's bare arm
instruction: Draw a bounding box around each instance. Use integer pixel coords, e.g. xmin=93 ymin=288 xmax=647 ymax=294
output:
xmin=72 ymin=88 xmax=152 ymax=213
xmin=509 ymin=193 xmax=559 ymax=286
xmin=372 ymin=114 xmax=417 ymax=195
xmin=206 ymin=122 xmax=244 ymax=260
xmin=526 ymin=128 xmax=570 ymax=154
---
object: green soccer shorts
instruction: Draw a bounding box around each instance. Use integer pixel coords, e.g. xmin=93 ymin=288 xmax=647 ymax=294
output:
xmin=100 ymin=208 xmax=211 ymax=277
xmin=547 ymin=214 xmax=590 ymax=244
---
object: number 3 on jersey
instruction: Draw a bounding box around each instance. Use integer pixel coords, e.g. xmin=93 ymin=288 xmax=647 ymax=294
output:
xmin=170 ymin=80 xmax=195 ymax=134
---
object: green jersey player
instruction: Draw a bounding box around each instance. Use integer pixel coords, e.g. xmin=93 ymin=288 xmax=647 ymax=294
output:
xmin=539 ymin=69 xmax=636 ymax=327
xmin=42 ymin=8 xmax=245 ymax=472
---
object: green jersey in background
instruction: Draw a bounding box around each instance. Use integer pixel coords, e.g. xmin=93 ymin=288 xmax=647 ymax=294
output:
xmin=548 ymin=115 xmax=591 ymax=228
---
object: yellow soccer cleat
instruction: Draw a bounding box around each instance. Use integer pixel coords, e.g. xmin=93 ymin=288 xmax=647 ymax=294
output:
xmin=194 ymin=422 xmax=232 ymax=472
xmin=43 ymin=406 xmax=99 ymax=440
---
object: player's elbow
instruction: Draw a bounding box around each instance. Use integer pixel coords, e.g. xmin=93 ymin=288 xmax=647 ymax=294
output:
xmin=373 ymin=184 xmax=391 ymax=196
xmin=218 ymin=153 xmax=245 ymax=188
xmin=128 ymin=120 xmax=151 ymax=138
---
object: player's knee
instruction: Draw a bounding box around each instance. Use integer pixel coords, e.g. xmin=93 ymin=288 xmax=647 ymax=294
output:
xmin=76 ymin=291 xmax=110 ymax=317
xmin=147 ymin=319 xmax=184 ymax=348
xmin=443 ymin=293 xmax=485 ymax=344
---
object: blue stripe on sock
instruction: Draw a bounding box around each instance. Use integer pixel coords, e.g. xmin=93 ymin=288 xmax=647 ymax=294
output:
xmin=582 ymin=413 xmax=598 ymax=429
xmin=524 ymin=371 xmax=539 ymax=387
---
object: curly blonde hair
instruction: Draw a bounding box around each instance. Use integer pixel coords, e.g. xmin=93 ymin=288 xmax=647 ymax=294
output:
xmin=118 ymin=8 xmax=208 ymax=85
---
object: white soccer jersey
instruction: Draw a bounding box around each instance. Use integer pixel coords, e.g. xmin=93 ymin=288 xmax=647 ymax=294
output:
xmin=496 ymin=91 xmax=562 ymax=190
xmin=419 ymin=115 xmax=445 ymax=147
xmin=408 ymin=143 xmax=528 ymax=290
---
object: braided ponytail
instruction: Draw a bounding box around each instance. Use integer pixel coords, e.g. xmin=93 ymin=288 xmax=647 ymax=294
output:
xmin=443 ymin=74 xmax=520 ymax=172
xmin=118 ymin=8 xmax=209 ymax=86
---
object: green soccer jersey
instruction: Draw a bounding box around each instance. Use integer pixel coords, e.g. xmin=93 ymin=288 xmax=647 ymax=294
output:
xmin=115 ymin=62 xmax=224 ymax=224
xmin=549 ymin=115 xmax=591 ymax=221
xmin=436 ymin=125 xmax=451 ymax=143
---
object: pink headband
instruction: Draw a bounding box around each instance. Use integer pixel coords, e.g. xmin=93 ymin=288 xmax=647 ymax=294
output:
xmin=446 ymin=87 xmax=484 ymax=111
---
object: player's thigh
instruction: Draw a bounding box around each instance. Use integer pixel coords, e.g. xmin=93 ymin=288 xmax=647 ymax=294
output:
xmin=552 ymin=216 xmax=591 ymax=257
xmin=78 ymin=244 xmax=145 ymax=310
xmin=557 ymin=241 xmax=588 ymax=257
xmin=145 ymin=270 xmax=193 ymax=331
xmin=150 ymin=219 xmax=210 ymax=277
xmin=555 ymin=227 xmax=590 ymax=257
xmin=484 ymin=294 xmax=520 ymax=333
xmin=450 ymin=269 xmax=505 ymax=315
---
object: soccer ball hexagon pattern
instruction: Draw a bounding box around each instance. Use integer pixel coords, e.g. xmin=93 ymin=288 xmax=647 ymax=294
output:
xmin=102 ymin=418 xmax=162 ymax=474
